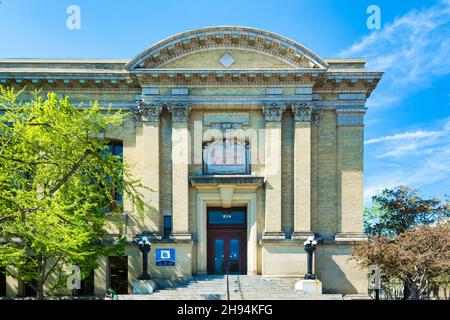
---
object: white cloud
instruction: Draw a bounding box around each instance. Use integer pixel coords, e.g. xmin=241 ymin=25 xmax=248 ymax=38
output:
xmin=364 ymin=117 xmax=450 ymax=204
xmin=340 ymin=0 xmax=450 ymax=108
xmin=365 ymin=130 xmax=440 ymax=144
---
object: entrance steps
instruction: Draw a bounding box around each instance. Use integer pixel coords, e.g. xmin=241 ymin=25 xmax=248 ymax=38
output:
xmin=121 ymin=275 xmax=346 ymax=300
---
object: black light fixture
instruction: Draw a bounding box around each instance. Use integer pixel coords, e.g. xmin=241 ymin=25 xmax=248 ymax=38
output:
xmin=303 ymin=236 xmax=318 ymax=280
xmin=137 ymin=235 xmax=151 ymax=280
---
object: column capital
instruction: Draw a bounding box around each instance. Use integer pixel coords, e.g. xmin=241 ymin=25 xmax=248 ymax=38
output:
xmin=290 ymin=102 xmax=313 ymax=122
xmin=133 ymin=101 xmax=163 ymax=125
xmin=167 ymin=102 xmax=192 ymax=122
xmin=261 ymin=101 xmax=286 ymax=122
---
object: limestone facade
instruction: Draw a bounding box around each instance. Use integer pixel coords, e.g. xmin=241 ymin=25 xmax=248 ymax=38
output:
xmin=0 ymin=26 xmax=382 ymax=296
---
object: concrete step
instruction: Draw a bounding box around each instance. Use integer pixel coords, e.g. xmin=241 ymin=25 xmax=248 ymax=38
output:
xmin=121 ymin=275 xmax=345 ymax=300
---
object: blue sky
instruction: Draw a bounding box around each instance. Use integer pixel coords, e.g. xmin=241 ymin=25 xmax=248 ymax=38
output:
xmin=0 ymin=0 xmax=449 ymax=205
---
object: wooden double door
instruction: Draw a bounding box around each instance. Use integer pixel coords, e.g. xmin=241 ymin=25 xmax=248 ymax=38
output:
xmin=207 ymin=208 xmax=247 ymax=275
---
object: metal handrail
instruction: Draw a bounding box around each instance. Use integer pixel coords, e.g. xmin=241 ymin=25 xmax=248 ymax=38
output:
xmin=226 ymin=258 xmax=230 ymax=300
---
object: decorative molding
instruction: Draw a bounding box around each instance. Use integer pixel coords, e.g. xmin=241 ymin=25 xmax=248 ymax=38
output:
xmin=311 ymin=109 xmax=322 ymax=126
xmin=167 ymin=102 xmax=192 ymax=122
xmin=203 ymin=112 xmax=250 ymax=126
xmin=265 ymin=88 xmax=283 ymax=95
xmin=133 ymin=101 xmax=163 ymax=125
xmin=219 ymin=52 xmax=235 ymax=68
xmin=261 ymin=101 xmax=286 ymax=122
xmin=338 ymin=93 xmax=366 ymax=100
xmin=171 ymin=88 xmax=189 ymax=95
xmin=295 ymin=87 xmax=313 ymax=95
xmin=211 ymin=123 xmax=243 ymax=130
xmin=142 ymin=87 xmax=160 ymax=95
xmin=336 ymin=108 xmax=367 ymax=127
xmin=126 ymin=27 xmax=329 ymax=70
xmin=291 ymin=102 xmax=312 ymax=122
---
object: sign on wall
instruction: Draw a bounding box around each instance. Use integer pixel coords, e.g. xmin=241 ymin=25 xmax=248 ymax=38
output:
xmin=156 ymin=248 xmax=175 ymax=266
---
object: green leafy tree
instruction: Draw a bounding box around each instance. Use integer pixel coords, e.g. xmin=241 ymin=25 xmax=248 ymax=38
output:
xmin=367 ymin=185 xmax=449 ymax=237
xmin=0 ymin=87 xmax=147 ymax=299
xmin=363 ymin=203 xmax=388 ymax=237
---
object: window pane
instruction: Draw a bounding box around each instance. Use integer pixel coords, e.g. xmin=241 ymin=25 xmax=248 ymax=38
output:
xmin=229 ymin=239 xmax=239 ymax=273
xmin=114 ymin=144 xmax=123 ymax=156
xmin=214 ymin=239 xmax=225 ymax=274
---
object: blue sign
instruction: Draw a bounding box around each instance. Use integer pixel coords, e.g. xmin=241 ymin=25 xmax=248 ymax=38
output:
xmin=156 ymin=248 xmax=175 ymax=266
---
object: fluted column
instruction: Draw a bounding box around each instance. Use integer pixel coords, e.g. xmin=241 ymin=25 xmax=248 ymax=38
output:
xmin=168 ymin=102 xmax=192 ymax=240
xmin=132 ymin=102 xmax=163 ymax=239
xmin=261 ymin=102 xmax=286 ymax=240
xmin=292 ymin=102 xmax=314 ymax=240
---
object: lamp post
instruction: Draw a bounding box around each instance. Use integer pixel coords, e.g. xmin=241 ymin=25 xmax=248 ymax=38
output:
xmin=304 ymin=236 xmax=318 ymax=280
xmin=138 ymin=236 xmax=151 ymax=280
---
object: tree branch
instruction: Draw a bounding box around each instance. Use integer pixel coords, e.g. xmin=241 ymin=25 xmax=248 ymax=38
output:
xmin=49 ymin=149 xmax=92 ymax=195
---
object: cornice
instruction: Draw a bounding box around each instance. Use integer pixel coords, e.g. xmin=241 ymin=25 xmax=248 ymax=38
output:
xmin=127 ymin=26 xmax=329 ymax=70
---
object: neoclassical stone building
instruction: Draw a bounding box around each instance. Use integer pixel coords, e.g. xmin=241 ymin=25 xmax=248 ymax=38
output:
xmin=0 ymin=26 xmax=382 ymax=296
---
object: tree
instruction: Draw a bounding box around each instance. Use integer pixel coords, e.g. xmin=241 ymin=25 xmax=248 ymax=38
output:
xmin=369 ymin=185 xmax=449 ymax=237
xmin=362 ymin=186 xmax=449 ymax=299
xmin=352 ymin=223 xmax=450 ymax=300
xmin=363 ymin=203 xmax=388 ymax=237
xmin=0 ymin=87 xmax=147 ymax=299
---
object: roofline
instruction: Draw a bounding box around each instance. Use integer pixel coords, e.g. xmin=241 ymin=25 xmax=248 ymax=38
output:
xmin=0 ymin=59 xmax=129 ymax=64
xmin=323 ymin=58 xmax=366 ymax=63
xmin=126 ymin=26 xmax=329 ymax=70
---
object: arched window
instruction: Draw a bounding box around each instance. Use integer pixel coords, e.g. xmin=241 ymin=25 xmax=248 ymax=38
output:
xmin=203 ymin=138 xmax=250 ymax=175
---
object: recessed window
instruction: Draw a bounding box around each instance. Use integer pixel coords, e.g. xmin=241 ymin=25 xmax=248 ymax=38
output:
xmin=106 ymin=141 xmax=123 ymax=210
xmin=163 ymin=215 xmax=172 ymax=240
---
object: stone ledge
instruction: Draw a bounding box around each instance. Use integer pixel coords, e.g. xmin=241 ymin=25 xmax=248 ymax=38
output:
xmin=125 ymin=239 xmax=193 ymax=245
xmin=334 ymin=232 xmax=367 ymax=244
xmin=190 ymin=175 xmax=264 ymax=187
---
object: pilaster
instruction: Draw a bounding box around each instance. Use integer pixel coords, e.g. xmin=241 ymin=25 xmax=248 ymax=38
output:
xmin=132 ymin=101 xmax=163 ymax=239
xmin=292 ymin=102 xmax=314 ymax=240
xmin=335 ymin=108 xmax=367 ymax=241
xmin=168 ymin=102 xmax=192 ymax=240
xmin=261 ymin=102 xmax=286 ymax=240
